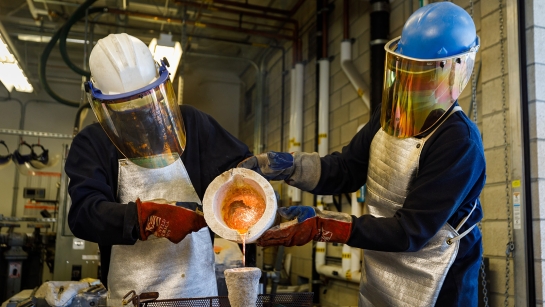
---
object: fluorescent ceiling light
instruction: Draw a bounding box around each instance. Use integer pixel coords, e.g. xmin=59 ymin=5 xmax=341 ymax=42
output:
xmin=0 ymin=34 xmax=33 ymax=93
xmin=149 ymin=33 xmax=182 ymax=81
xmin=17 ymin=34 xmax=90 ymax=44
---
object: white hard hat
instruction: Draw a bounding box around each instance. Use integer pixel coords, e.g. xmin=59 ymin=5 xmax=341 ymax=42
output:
xmin=89 ymin=33 xmax=157 ymax=95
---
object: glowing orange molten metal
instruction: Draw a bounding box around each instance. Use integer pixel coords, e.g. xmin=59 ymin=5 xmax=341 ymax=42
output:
xmin=221 ymin=178 xmax=265 ymax=233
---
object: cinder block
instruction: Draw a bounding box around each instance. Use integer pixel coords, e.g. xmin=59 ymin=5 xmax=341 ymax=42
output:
xmin=530 ymin=140 xmax=545 ymax=179
xmin=482 ymin=76 xmax=509 ymax=115
xmin=357 ymin=30 xmax=371 ymax=58
xmin=354 ymin=51 xmax=370 ymax=75
xmin=349 ymin=98 xmax=366 ymax=121
xmin=480 ymin=0 xmax=499 ymax=19
xmin=331 ymin=104 xmax=350 ymax=130
xmin=330 ymin=17 xmax=343 ymax=43
xmin=481 ymin=8 xmax=505 ymax=49
xmin=331 ymin=144 xmax=344 ymax=154
xmin=481 ymin=41 xmax=509 ymax=83
xmin=351 ymin=11 xmax=369 ymax=39
xmin=341 ymin=84 xmax=359 ymax=106
xmin=533 ymin=220 xmax=545 ymax=261
xmin=329 ymin=36 xmax=342 ymax=59
xmin=303 ymin=122 xmax=315 ymax=143
xmin=482 ymin=220 xmax=510 ymax=256
xmin=532 ymin=180 xmax=545 ymax=221
xmin=528 ymin=64 xmax=545 ymax=103
xmin=457 ymin=96 xmax=471 ymax=116
xmin=329 ymin=0 xmax=342 ymax=24
xmin=528 ymin=102 xmax=545 ymax=140
xmin=305 ymin=91 xmax=316 ymax=110
xmin=458 ymin=65 xmax=482 ymax=101
xmin=303 ymin=139 xmax=314 ymax=153
xmin=329 ymin=126 xmax=341 ymax=149
xmin=358 ymin=114 xmax=371 ymax=128
xmin=525 ymin=0 xmax=545 ymax=29
xmin=341 ymin=119 xmax=358 ymax=145
xmin=332 ymin=70 xmax=350 ymax=92
xmin=481 ymin=184 xmax=509 ymax=220
xmin=484 ymin=147 xmax=511 ymax=184
xmin=535 ymin=260 xmax=545 ymax=302
xmin=482 ymin=111 xmax=509 ymax=149
xmin=330 ymin=56 xmax=341 ymax=76
xmin=389 ymin=1 xmax=406 ymax=34
xmin=486 ymin=257 xmax=515 ymax=296
xmin=330 ymin=89 xmax=342 ymax=112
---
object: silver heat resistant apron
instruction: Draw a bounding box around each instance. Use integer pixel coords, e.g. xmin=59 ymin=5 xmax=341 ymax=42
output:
xmin=359 ymin=107 xmax=477 ymax=307
xmin=107 ymin=158 xmax=217 ymax=306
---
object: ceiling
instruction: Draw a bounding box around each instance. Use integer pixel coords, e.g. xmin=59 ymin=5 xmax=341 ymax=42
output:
xmin=0 ymin=0 xmax=304 ymax=97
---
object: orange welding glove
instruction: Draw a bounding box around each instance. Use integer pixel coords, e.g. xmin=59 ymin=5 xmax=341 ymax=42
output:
xmin=257 ymin=206 xmax=353 ymax=247
xmin=136 ymin=198 xmax=207 ymax=244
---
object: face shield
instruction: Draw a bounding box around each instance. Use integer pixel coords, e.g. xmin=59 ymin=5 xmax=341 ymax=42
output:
xmin=381 ymin=36 xmax=479 ymax=138
xmin=85 ymin=61 xmax=186 ymax=169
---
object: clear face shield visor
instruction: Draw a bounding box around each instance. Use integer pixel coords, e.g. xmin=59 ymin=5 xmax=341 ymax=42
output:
xmin=85 ymin=62 xmax=186 ymax=168
xmin=380 ymin=36 xmax=479 ymax=138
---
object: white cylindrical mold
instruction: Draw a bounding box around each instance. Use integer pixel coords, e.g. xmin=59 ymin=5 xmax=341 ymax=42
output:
xmin=318 ymin=59 xmax=330 ymax=157
xmin=225 ymin=267 xmax=261 ymax=307
xmin=340 ymin=40 xmax=371 ymax=110
xmin=288 ymin=63 xmax=304 ymax=202
xmin=203 ymin=168 xmax=277 ymax=243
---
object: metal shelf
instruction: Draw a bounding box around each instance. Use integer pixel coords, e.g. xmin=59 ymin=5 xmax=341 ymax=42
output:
xmin=0 ymin=128 xmax=73 ymax=139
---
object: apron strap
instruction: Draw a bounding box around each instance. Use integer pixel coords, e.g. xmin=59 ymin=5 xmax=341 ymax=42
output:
xmin=446 ymin=199 xmax=478 ymax=245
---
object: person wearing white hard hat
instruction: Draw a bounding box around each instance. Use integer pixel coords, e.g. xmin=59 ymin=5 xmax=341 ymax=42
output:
xmin=65 ymin=33 xmax=251 ymax=305
xmin=239 ymin=2 xmax=484 ymax=306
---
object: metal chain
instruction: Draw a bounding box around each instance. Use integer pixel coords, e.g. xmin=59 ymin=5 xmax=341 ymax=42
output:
xmin=498 ymin=0 xmax=515 ymax=306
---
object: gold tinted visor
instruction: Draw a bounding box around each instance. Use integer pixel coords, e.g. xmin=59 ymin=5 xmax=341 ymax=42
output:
xmin=381 ymin=37 xmax=478 ymax=138
xmin=87 ymin=79 xmax=186 ymax=169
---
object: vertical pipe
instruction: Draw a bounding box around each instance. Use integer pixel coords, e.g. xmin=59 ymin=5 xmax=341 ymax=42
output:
xmin=341 ymin=41 xmax=371 ymax=109
xmin=253 ymin=69 xmax=264 ymax=154
xmin=516 ymin=0 xmax=535 ymax=303
xmin=369 ymin=1 xmax=389 ymax=113
xmin=288 ymin=63 xmax=304 ymax=203
xmin=318 ymin=60 xmax=330 ymax=157
xmin=343 ymin=0 xmax=349 ymax=40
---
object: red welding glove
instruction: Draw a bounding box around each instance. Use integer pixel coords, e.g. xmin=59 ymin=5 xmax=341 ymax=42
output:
xmin=136 ymin=199 xmax=207 ymax=244
xmin=257 ymin=206 xmax=353 ymax=247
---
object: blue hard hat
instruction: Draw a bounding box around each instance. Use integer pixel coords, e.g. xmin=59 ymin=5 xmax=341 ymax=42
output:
xmin=396 ymin=2 xmax=478 ymax=59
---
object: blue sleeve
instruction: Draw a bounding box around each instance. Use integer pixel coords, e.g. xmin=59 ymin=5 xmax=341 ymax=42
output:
xmin=65 ymin=123 xmax=139 ymax=246
xmin=311 ymin=107 xmax=485 ymax=253
xmin=311 ymin=107 xmax=382 ymax=194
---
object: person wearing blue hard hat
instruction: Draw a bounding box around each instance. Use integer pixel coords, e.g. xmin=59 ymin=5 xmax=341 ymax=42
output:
xmin=239 ymin=2 xmax=484 ymax=306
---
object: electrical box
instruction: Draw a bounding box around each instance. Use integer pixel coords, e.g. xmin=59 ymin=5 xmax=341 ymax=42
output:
xmin=23 ymin=188 xmax=46 ymax=199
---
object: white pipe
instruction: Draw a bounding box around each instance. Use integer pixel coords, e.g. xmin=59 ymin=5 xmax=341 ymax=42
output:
xmin=26 ymin=0 xmax=49 ymax=24
xmin=318 ymin=59 xmax=330 ymax=157
xmin=289 ymin=63 xmax=304 ymax=203
xmin=341 ymin=40 xmax=371 ymax=110
xmin=341 ymin=244 xmax=352 ymax=276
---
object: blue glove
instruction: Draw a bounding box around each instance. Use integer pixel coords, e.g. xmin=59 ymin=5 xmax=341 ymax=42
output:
xmin=257 ymin=206 xmax=353 ymax=247
xmin=238 ymin=151 xmax=322 ymax=191
xmin=237 ymin=152 xmax=295 ymax=181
